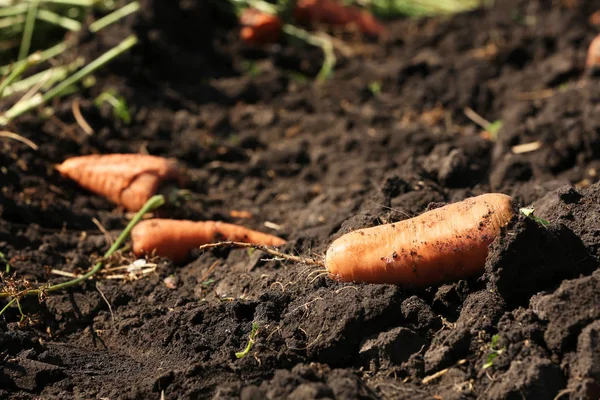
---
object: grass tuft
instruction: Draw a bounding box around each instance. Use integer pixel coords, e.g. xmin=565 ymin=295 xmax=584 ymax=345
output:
xmin=0 ymin=1 xmax=141 ymax=124
xmin=0 ymin=35 xmax=138 ymax=125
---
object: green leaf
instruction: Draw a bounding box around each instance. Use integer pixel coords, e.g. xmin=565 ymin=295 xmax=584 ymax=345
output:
xmin=368 ymin=81 xmax=382 ymax=95
xmin=486 ymin=120 xmax=503 ymax=140
xmin=241 ymin=61 xmax=262 ymax=78
xmin=490 ymin=333 xmax=499 ymax=347
xmin=519 ymin=207 xmax=550 ymax=227
xmin=94 ymin=89 xmax=131 ymax=124
xmin=483 ymin=352 xmax=497 ymax=369
xmin=202 ymin=278 xmax=215 ymax=287
xmin=483 ymin=334 xmax=505 ymax=369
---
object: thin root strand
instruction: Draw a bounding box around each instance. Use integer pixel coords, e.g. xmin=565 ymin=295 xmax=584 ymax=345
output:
xmin=198 ymin=241 xmax=325 ymax=268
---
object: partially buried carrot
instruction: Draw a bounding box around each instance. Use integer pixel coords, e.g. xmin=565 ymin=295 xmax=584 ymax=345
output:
xmin=131 ymin=219 xmax=286 ymax=263
xmin=56 ymin=154 xmax=182 ymax=212
xmin=324 ymin=193 xmax=514 ymax=287
xmin=239 ymin=7 xmax=283 ymax=45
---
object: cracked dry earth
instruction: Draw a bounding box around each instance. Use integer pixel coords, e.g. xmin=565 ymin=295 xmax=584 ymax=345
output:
xmin=2 ymin=0 xmax=600 ymax=399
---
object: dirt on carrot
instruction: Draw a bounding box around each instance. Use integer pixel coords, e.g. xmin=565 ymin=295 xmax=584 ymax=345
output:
xmin=324 ymin=193 xmax=515 ymax=287
xmin=55 ymin=154 xmax=183 ymax=212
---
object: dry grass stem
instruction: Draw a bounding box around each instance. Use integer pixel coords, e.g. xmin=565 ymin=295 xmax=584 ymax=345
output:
xmin=422 ymin=359 xmax=467 ymax=384
xmin=72 ymin=98 xmax=94 ymax=134
xmin=511 ymin=141 xmax=542 ymax=154
xmin=0 ymin=130 xmax=38 ymax=150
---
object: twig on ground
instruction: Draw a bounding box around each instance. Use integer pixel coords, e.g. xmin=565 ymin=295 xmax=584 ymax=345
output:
xmin=463 ymin=106 xmax=491 ymax=129
xmin=511 ymin=141 xmax=542 ymax=154
xmin=422 ymin=359 xmax=467 ymax=384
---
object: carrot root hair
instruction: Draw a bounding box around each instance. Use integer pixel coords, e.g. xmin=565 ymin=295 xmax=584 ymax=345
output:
xmin=198 ymin=241 xmax=325 ymax=268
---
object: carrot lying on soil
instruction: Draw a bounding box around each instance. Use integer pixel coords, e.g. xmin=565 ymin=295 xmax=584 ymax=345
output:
xmin=324 ymin=193 xmax=514 ymax=287
xmin=198 ymin=193 xmax=515 ymax=288
xmin=56 ymin=154 xmax=182 ymax=212
xmin=131 ymin=218 xmax=286 ymax=263
xmin=239 ymin=7 xmax=283 ymax=45
xmin=293 ymin=0 xmax=385 ymax=37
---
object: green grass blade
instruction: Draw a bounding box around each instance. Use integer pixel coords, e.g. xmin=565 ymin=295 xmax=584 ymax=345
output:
xmin=42 ymin=34 xmax=137 ymax=101
xmin=365 ymin=0 xmax=485 ymax=18
xmin=18 ymin=0 xmax=40 ymax=60
xmin=0 ymin=35 xmax=138 ymax=124
xmin=0 ymin=15 xmax=26 ymax=30
xmin=89 ymin=1 xmax=140 ymax=33
xmin=1 ymin=58 xmax=83 ymax=97
xmin=0 ymin=53 xmax=41 ymax=97
xmin=283 ymin=24 xmax=335 ymax=83
xmin=20 ymin=0 xmax=96 ymax=5
xmin=0 ymin=4 xmax=29 ymax=17
xmin=0 ymin=40 xmax=68 ymax=75
xmin=36 ymin=8 xmax=82 ymax=31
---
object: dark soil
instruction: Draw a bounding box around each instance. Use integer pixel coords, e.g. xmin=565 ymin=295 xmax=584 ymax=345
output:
xmin=2 ymin=0 xmax=600 ymax=399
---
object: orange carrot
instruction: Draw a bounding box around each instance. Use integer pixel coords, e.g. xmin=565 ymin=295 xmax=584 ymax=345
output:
xmin=324 ymin=193 xmax=514 ymax=287
xmin=586 ymin=34 xmax=600 ymax=74
xmin=131 ymin=219 xmax=286 ymax=263
xmin=56 ymin=154 xmax=182 ymax=212
xmin=239 ymin=8 xmax=283 ymax=45
xmin=294 ymin=0 xmax=385 ymax=37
